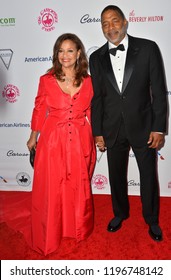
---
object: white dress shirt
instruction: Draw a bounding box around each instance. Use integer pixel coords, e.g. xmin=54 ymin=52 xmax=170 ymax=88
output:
xmin=109 ymin=35 xmax=128 ymax=92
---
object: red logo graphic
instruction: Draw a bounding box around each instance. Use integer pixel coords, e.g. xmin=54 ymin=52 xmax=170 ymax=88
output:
xmin=92 ymin=174 xmax=108 ymax=190
xmin=38 ymin=8 xmax=58 ymax=32
xmin=2 ymin=84 xmax=20 ymax=103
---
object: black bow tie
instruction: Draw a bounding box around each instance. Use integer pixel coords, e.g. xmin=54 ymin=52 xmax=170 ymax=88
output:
xmin=109 ymin=44 xmax=125 ymax=56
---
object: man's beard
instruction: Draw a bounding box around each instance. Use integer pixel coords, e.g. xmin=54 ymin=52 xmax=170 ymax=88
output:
xmin=105 ymin=26 xmax=127 ymax=44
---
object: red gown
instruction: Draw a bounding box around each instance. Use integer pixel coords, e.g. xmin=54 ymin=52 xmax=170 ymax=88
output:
xmin=29 ymin=73 xmax=96 ymax=255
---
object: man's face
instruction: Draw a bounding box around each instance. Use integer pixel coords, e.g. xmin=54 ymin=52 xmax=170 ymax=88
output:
xmin=101 ymin=9 xmax=128 ymax=45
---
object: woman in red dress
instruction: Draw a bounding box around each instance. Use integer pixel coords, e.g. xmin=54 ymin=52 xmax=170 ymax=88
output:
xmin=27 ymin=33 xmax=96 ymax=255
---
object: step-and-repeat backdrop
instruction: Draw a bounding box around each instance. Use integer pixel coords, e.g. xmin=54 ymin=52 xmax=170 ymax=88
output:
xmin=0 ymin=0 xmax=171 ymax=196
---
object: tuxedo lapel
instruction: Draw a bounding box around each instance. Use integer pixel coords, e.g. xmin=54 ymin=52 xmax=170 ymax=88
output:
xmin=101 ymin=44 xmax=121 ymax=94
xmin=121 ymin=36 xmax=139 ymax=93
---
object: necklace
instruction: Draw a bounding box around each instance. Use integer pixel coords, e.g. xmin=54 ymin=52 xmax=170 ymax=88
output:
xmin=64 ymin=76 xmax=75 ymax=88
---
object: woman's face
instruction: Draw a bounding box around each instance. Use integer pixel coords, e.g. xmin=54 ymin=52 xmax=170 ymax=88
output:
xmin=58 ymin=39 xmax=80 ymax=70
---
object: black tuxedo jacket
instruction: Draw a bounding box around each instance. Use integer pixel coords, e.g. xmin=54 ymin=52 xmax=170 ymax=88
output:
xmin=89 ymin=35 xmax=167 ymax=147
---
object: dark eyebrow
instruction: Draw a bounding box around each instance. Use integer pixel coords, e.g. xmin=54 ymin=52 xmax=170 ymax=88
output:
xmin=102 ymin=16 xmax=119 ymax=24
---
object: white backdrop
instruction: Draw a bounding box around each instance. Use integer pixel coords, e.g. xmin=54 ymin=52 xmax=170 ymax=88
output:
xmin=0 ymin=0 xmax=171 ymax=196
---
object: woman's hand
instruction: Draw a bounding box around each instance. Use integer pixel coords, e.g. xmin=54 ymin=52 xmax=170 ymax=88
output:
xmin=27 ymin=131 xmax=38 ymax=151
xmin=95 ymin=136 xmax=106 ymax=152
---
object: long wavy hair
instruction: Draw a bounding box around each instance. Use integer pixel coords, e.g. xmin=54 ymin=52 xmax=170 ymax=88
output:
xmin=48 ymin=33 xmax=89 ymax=87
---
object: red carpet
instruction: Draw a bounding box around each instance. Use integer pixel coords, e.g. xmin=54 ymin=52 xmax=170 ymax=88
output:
xmin=0 ymin=191 xmax=171 ymax=260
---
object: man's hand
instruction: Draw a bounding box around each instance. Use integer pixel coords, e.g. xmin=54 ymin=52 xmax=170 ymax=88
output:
xmin=147 ymin=132 xmax=164 ymax=149
xmin=95 ymin=136 xmax=106 ymax=152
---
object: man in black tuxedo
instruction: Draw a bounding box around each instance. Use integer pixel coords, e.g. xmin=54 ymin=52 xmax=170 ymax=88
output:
xmin=89 ymin=5 xmax=167 ymax=241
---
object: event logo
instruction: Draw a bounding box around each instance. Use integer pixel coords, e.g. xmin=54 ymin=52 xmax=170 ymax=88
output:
xmin=0 ymin=49 xmax=13 ymax=69
xmin=92 ymin=174 xmax=108 ymax=190
xmin=128 ymin=180 xmax=140 ymax=187
xmin=0 ymin=17 xmax=15 ymax=27
xmin=38 ymin=8 xmax=58 ymax=31
xmin=129 ymin=10 xmax=164 ymax=23
xmin=96 ymin=150 xmax=105 ymax=163
xmin=0 ymin=122 xmax=30 ymax=128
xmin=7 ymin=150 xmax=29 ymax=157
xmin=2 ymin=84 xmax=20 ymax=103
xmin=25 ymin=55 xmax=52 ymax=63
xmin=16 ymin=172 xmax=31 ymax=187
xmin=129 ymin=151 xmax=164 ymax=160
xmin=80 ymin=14 xmax=100 ymax=24
xmin=0 ymin=176 xmax=7 ymax=183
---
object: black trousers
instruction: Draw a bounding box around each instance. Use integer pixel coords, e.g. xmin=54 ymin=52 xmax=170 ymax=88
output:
xmin=107 ymin=120 xmax=159 ymax=225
